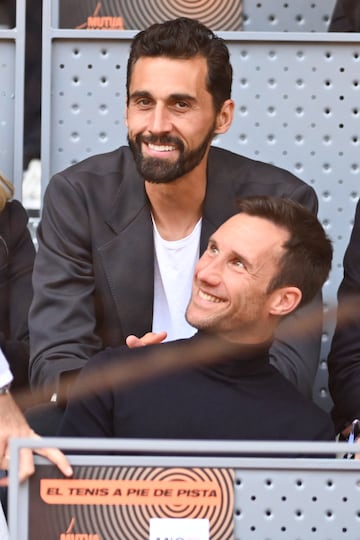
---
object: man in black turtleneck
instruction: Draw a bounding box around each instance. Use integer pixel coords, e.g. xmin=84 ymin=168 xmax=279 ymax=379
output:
xmin=58 ymin=196 xmax=335 ymax=442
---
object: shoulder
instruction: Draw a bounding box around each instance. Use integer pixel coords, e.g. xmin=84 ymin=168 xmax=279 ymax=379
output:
xmin=55 ymin=146 xmax=134 ymax=177
xmin=81 ymin=339 xmax=191 ymax=383
xmin=342 ymin=199 xmax=360 ymax=262
xmin=208 ymin=146 xmax=303 ymax=185
xmin=0 ymin=200 xmax=34 ymax=265
xmin=354 ymin=198 xmax=360 ymax=221
xmin=207 ymin=146 xmax=317 ymax=212
xmin=0 ymin=199 xmax=28 ymax=224
xmin=0 ymin=200 xmax=29 ymax=236
xmin=329 ymin=0 xmax=360 ymax=31
xmin=43 ymin=147 xmax=145 ymax=219
xmin=61 ymin=146 xmax=133 ymax=175
xmin=338 ymin=200 xmax=360 ymax=286
xmin=256 ymin=365 xmax=332 ymax=430
xmin=47 ymin=146 xmax=139 ymax=192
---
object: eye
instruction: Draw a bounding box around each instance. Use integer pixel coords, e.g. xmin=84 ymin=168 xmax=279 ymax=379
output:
xmin=207 ymin=242 xmax=219 ymax=255
xmin=134 ymin=97 xmax=152 ymax=108
xmin=174 ymin=100 xmax=190 ymax=111
xmin=232 ymin=259 xmax=246 ymax=270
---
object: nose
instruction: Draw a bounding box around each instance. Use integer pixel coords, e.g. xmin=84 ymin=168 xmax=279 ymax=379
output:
xmin=195 ymin=255 xmax=222 ymax=287
xmin=149 ymin=103 xmax=172 ymax=134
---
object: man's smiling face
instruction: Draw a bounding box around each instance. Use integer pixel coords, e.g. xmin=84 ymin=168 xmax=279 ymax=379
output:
xmin=126 ymin=55 xmax=219 ymax=184
xmin=185 ymin=213 xmax=289 ymax=343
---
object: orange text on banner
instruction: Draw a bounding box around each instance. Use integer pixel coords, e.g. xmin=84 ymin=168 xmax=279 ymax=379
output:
xmin=40 ymin=479 xmax=221 ymax=506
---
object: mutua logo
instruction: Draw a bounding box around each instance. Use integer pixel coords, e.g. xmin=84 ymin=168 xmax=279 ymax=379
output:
xmin=76 ymin=1 xmax=124 ymax=30
xmin=60 ymin=517 xmax=101 ymax=540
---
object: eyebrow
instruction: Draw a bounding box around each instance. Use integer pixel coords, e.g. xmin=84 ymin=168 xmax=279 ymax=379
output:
xmin=129 ymin=90 xmax=197 ymax=103
xmin=168 ymin=93 xmax=197 ymax=103
xmin=128 ymin=90 xmax=152 ymax=101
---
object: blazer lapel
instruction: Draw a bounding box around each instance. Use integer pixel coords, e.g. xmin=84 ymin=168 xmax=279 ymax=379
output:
xmin=99 ymin=205 xmax=154 ymax=339
xmin=200 ymin=149 xmax=240 ymax=254
xmin=98 ymin=156 xmax=155 ymax=339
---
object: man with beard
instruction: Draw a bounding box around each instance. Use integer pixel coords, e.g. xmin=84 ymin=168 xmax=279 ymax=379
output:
xmin=28 ymin=18 xmax=322 ymax=433
xmin=58 ymin=196 xmax=334 ymax=443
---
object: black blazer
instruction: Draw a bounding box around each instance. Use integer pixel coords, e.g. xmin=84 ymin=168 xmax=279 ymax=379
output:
xmin=328 ymin=198 xmax=360 ymax=431
xmin=0 ymin=200 xmax=35 ymax=392
xmin=328 ymin=0 xmax=360 ymax=32
xmin=29 ymin=146 xmax=320 ymax=398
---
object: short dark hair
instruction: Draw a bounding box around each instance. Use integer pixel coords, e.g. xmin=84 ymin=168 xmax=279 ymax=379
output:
xmin=126 ymin=17 xmax=232 ymax=112
xmin=237 ymin=196 xmax=333 ymax=307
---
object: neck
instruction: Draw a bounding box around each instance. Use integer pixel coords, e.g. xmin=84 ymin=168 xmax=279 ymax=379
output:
xmin=146 ymin=166 xmax=206 ymax=241
xmin=195 ymin=331 xmax=273 ymax=362
xmin=216 ymin=323 xmax=277 ymax=347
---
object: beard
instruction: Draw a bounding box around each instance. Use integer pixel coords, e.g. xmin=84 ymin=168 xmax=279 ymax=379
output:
xmin=185 ymin=290 xmax=270 ymax=341
xmin=128 ymin=124 xmax=216 ymax=184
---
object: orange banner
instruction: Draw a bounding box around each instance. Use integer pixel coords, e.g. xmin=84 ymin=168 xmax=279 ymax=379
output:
xmin=40 ymin=479 xmax=221 ymax=506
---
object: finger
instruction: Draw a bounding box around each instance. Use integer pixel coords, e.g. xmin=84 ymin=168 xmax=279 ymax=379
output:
xmin=0 ymin=441 xmax=10 ymax=471
xmin=126 ymin=335 xmax=145 ymax=348
xmin=0 ymin=441 xmax=7 ymax=459
xmin=35 ymin=447 xmax=73 ymax=477
xmin=0 ymin=476 xmax=8 ymax=487
xmin=355 ymin=436 xmax=360 ymax=460
xmin=126 ymin=331 xmax=167 ymax=348
xmin=0 ymin=453 xmax=10 ymax=473
xmin=142 ymin=331 xmax=167 ymax=345
xmin=18 ymin=448 xmax=35 ymax=483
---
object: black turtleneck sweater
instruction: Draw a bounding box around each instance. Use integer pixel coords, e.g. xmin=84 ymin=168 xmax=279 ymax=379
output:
xmin=59 ymin=334 xmax=335 ymax=441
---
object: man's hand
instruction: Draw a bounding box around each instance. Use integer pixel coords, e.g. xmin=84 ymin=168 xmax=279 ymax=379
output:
xmin=341 ymin=420 xmax=360 ymax=459
xmin=126 ymin=331 xmax=167 ymax=348
xmin=0 ymin=393 xmax=73 ymax=485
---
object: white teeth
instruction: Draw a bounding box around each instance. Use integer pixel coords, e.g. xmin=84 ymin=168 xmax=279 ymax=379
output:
xmin=148 ymin=143 xmax=175 ymax=152
xmin=199 ymin=290 xmax=223 ymax=303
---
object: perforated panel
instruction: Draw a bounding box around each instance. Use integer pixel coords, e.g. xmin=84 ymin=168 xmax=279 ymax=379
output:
xmin=0 ymin=39 xmax=16 ymax=177
xmin=41 ymin=1 xmax=360 ymax=411
xmin=234 ymin=462 xmax=360 ymax=539
xmin=0 ymin=5 xmax=25 ymax=196
xmin=243 ymin=0 xmax=337 ymax=32
xmin=47 ymin=39 xmax=127 ymax=172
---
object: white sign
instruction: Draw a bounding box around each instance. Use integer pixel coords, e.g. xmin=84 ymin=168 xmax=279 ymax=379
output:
xmin=149 ymin=518 xmax=209 ymax=540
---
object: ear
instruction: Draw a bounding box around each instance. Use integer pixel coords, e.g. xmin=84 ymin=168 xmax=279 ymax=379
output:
xmin=214 ymin=99 xmax=234 ymax=135
xmin=268 ymin=287 xmax=302 ymax=317
xmin=125 ymin=103 xmax=129 ymax=127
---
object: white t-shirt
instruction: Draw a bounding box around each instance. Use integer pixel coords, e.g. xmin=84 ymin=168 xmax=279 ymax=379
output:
xmin=152 ymin=217 xmax=201 ymax=342
xmin=0 ymin=348 xmax=12 ymax=387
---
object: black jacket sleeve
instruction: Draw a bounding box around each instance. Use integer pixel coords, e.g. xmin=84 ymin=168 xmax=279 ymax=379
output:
xmin=0 ymin=201 xmax=36 ymax=391
xmin=328 ymin=199 xmax=360 ymax=431
xmin=328 ymin=0 xmax=360 ymax=32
